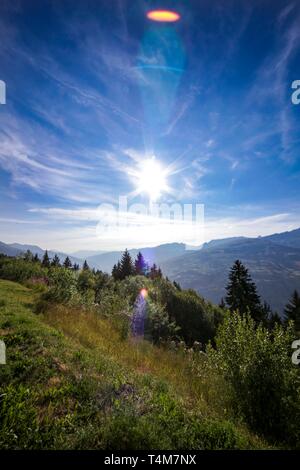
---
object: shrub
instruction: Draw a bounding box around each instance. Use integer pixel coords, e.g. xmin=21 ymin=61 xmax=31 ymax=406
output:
xmin=43 ymin=268 xmax=78 ymax=304
xmin=144 ymin=300 xmax=179 ymax=344
xmin=207 ymin=311 xmax=300 ymax=445
xmin=0 ymin=258 xmax=47 ymax=283
xmin=166 ymin=289 xmax=215 ymax=345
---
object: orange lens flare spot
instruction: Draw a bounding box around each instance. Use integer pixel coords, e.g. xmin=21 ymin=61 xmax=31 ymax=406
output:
xmin=140 ymin=288 xmax=148 ymax=298
xmin=146 ymin=10 xmax=180 ymax=23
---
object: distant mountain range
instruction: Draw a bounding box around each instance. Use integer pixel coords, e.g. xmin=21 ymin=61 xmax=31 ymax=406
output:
xmin=84 ymin=243 xmax=187 ymax=272
xmin=1 ymin=228 xmax=300 ymax=315
xmin=0 ymin=242 xmax=82 ymax=266
xmin=160 ymin=229 xmax=300 ymax=315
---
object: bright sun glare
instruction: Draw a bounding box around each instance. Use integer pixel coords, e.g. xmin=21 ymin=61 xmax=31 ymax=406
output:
xmin=136 ymin=158 xmax=168 ymax=201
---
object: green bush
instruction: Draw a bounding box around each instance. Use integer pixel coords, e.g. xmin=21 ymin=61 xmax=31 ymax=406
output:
xmin=207 ymin=311 xmax=300 ymax=445
xmin=0 ymin=257 xmax=47 ymax=284
xmin=144 ymin=300 xmax=179 ymax=344
xmin=166 ymin=289 xmax=216 ymax=345
xmin=43 ymin=268 xmax=78 ymax=304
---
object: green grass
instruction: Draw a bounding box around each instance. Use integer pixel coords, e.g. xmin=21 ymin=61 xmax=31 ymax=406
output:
xmin=0 ymin=279 xmax=270 ymax=450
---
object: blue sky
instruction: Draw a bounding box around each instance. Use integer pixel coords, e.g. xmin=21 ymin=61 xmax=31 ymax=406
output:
xmin=0 ymin=0 xmax=300 ymax=252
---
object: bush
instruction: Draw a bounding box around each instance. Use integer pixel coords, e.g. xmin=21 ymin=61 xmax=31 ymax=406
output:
xmin=207 ymin=311 xmax=300 ymax=445
xmin=0 ymin=257 xmax=47 ymax=284
xmin=166 ymin=289 xmax=216 ymax=345
xmin=43 ymin=268 xmax=78 ymax=304
xmin=144 ymin=300 xmax=179 ymax=344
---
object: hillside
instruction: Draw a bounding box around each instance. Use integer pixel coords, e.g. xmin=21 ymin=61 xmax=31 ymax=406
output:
xmin=0 ymin=279 xmax=269 ymax=450
xmin=161 ymin=237 xmax=300 ymax=314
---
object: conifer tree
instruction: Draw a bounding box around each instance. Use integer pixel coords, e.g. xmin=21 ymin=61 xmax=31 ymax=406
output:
xmin=63 ymin=256 xmax=72 ymax=269
xmin=112 ymin=262 xmax=121 ymax=280
xmin=82 ymin=260 xmax=90 ymax=271
xmin=134 ymin=252 xmax=147 ymax=276
xmin=268 ymin=311 xmax=282 ymax=330
xmin=72 ymin=263 xmax=80 ymax=271
xmin=33 ymin=253 xmax=40 ymax=263
xmin=225 ymin=260 xmax=262 ymax=322
xmin=284 ymin=290 xmax=300 ymax=331
xmin=119 ymin=249 xmax=134 ymax=280
xmin=42 ymin=250 xmax=50 ymax=268
xmin=51 ymin=254 xmax=61 ymax=267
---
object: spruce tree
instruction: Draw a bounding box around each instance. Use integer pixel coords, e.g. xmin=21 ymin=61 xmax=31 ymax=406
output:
xmin=119 ymin=249 xmax=134 ymax=280
xmin=82 ymin=260 xmax=90 ymax=271
xmin=134 ymin=252 xmax=147 ymax=276
xmin=225 ymin=260 xmax=262 ymax=322
xmin=284 ymin=290 xmax=300 ymax=331
xmin=51 ymin=254 xmax=61 ymax=267
xmin=73 ymin=263 xmax=80 ymax=271
xmin=42 ymin=250 xmax=50 ymax=268
xmin=33 ymin=253 xmax=40 ymax=263
xmin=112 ymin=262 xmax=121 ymax=280
xmin=268 ymin=311 xmax=282 ymax=330
xmin=63 ymin=256 xmax=72 ymax=269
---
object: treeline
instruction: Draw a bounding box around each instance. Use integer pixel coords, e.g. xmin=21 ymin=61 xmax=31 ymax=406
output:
xmin=112 ymin=249 xmax=162 ymax=280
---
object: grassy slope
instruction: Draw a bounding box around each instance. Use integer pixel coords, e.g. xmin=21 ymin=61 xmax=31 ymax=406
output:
xmin=0 ymin=279 xmax=270 ymax=450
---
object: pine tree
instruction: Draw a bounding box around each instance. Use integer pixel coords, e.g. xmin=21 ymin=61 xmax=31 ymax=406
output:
xmin=268 ymin=311 xmax=282 ymax=330
xmin=63 ymin=256 xmax=72 ymax=269
xmin=33 ymin=253 xmax=40 ymax=263
xmin=149 ymin=263 xmax=161 ymax=279
xmin=42 ymin=250 xmax=50 ymax=268
xmin=82 ymin=260 xmax=90 ymax=271
xmin=225 ymin=260 xmax=262 ymax=322
xmin=219 ymin=297 xmax=226 ymax=309
xmin=72 ymin=263 xmax=80 ymax=271
xmin=119 ymin=249 xmax=134 ymax=280
xmin=112 ymin=262 xmax=121 ymax=280
xmin=51 ymin=254 xmax=61 ymax=267
xmin=134 ymin=252 xmax=147 ymax=276
xmin=284 ymin=290 xmax=300 ymax=331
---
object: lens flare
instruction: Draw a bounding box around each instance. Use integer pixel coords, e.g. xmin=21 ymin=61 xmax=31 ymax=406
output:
xmin=140 ymin=288 xmax=148 ymax=298
xmin=146 ymin=10 xmax=180 ymax=23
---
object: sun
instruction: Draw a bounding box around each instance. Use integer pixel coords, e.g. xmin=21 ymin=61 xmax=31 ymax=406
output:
xmin=135 ymin=157 xmax=168 ymax=201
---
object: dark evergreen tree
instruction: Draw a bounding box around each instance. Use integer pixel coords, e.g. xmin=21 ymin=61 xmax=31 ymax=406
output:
xmin=42 ymin=250 xmax=50 ymax=268
xmin=112 ymin=262 xmax=121 ymax=280
xmin=284 ymin=290 xmax=300 ymax=331
xmin=82 ymin=260 xmax=90 ymax=271
xmin=63 ymin=256 xmax=72 ymax=269
xmin=119 ymin=249 xmax=134 ymax=280
xmin=134 ymin=252 xmax=147 ymax=276
xmin=51 ymin=254 xmax=61 ymax=267
xmin=268 ymin=311 xmax=282 ymax=330
xmin=173 ymin=280 xmax=181 ymax=291
xmin=225 ymin=260 xmax=262 ymax=322
xmin=219 ymin=297 xmax=226 ymax=309
xmin=33 ymin=253 xmax=40 ymax=263
xmin=72 ymin=263 xmax=80 ymax=271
